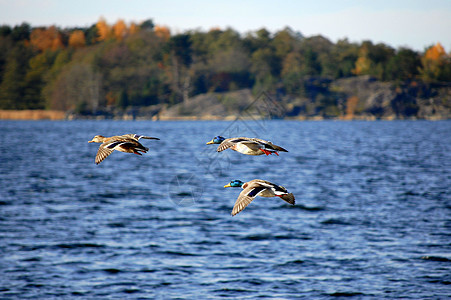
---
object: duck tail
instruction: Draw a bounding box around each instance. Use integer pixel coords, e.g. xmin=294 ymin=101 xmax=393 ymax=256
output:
xmin=280 ymin=193 xmax=295 ymax=205
xmin=272 ymin=145 xmax=288 ymax=152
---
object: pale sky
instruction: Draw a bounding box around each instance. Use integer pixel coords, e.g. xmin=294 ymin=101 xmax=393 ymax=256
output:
xmin=1 ymin=0 xmax=450 ymax=52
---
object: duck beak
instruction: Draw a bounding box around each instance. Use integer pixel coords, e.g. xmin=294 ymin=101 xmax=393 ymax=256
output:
xmin=224 ymin=183 xmax=232 ymax=188
xmin=206 ymin=140 xmax=214 ymax=145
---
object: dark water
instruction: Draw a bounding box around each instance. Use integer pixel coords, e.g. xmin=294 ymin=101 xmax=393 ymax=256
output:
xmin=0 ymin=120 xmax=450 ymax=299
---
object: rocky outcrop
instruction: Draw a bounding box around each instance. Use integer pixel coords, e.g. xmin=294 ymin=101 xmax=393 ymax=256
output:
xmin=332 ymin=76 xmax=451 ymax=120
xmin=157 ymin=76 xmax=450 ymax=120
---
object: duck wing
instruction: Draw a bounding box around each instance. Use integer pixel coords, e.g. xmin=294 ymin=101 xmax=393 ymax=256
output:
xmin=250 ymin=138 xmax=288 ymax=152
xmin=253 ymin=179 xmax=295 ymax=205
xmin=122 ymin=134 xmax=160 ymax=141
xmin=95 ymin=141 xmax=123 ymax=164
xmin=217 ymin=137 xmax=259 ymax=152
xmin=231 ymin=180 xmax=275 ymax=216
xmin=232 ymin=185 xmax=268 ymax=216
xmin=95 ymin=140 xmax=135 ymax=164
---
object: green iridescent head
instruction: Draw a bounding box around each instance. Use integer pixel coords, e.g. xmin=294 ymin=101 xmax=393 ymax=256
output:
xmin=224 ymin=180 xmax=244 ymax=188
xmin=206 ymin=136 xmax=226 ymax=145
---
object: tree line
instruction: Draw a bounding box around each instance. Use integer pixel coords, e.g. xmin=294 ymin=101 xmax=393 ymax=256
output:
xmin=0 ymin=18 xmax=450 ymax=113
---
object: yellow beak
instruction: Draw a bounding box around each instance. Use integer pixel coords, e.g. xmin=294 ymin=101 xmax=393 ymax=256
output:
xmin=88 ymin=140 xmax=94 ymax=143
xmin=206 ymin=140 xmax=214 ymax=145
xmin=224 ymin=183 xmax=232 ymax=188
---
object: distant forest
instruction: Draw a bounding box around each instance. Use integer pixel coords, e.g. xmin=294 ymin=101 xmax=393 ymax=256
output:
xmin=0 ymin=18 xmax=450 ymax=113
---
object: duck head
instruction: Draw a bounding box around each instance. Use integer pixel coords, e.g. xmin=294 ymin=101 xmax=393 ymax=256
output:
xmin=206 ymin=136 xmax=225 ymax=145
xmin=88 ymin=135 xmax=105 ymax=143
xmin=224 ymin=180 xmax=244 ymax=188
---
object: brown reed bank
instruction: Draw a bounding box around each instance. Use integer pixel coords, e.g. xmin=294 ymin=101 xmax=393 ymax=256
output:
xmin=0 ymin=110 xmax=66 ymax=120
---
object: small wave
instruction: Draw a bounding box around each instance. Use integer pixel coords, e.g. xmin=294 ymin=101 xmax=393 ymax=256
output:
xmin=103 ymin=268 xmax=122 ymax=274
xmin=321 ymin=218 xmax=351 ymax=225
xmin=274 ymin=234 xmax=312 ymax=240
xmin=295 ymin=204 xmax=325 ymax=211
xmin=240 ymin=234 xmax=271 ymax=241
xmin=421 ymin=256 xmax=451 ymax=262
xmin=107 ymin=222 xmax=127 ymax=228
xmin=139 ymin=268 xmax=157 ymax=273
xmin=55 ymin=243 xmax=105 ymax=249
xmin=239 ymin=233 xmax=311 ymax=241
xmin=121 ymin=288 xmax=141 ymax=294
xmin=212 ymin=287 xmax=257 ymax=294
xmin=276 ymin=259 xmax=305 ymax=267
xmin=158 ymin=250 xmax=200 ymax=256
xmin=326 ymin=291 xmax=364 ymax=297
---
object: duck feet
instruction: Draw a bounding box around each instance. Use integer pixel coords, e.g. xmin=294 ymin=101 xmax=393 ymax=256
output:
xmin=260 ymin=148 xmax=277 ymax=156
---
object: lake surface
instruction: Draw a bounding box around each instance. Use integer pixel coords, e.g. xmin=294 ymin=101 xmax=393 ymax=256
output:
xmin=0 ymin=120 xmax=450 ymax=299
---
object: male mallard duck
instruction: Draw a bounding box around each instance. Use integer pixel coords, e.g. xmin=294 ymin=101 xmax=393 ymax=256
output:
xmin=224 ymin=179 xmax=295 ymax=216
xmin=88 ymin=134 xmax=159 ymax=164
xmin=206 ymin=136 xmax=288 ymax=156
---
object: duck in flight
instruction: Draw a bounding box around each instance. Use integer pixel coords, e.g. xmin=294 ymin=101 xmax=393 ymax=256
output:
xmin=224 ymin=179 xmax=295 ymax=216
xmin=206 ymin=136 xmax=288 ymax=156
xmin=88 ymin=134 xmax=159 ymax=164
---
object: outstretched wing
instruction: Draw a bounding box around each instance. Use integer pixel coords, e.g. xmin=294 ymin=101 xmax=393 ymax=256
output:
xmin=122 ymin=134 xmax=160 ymax=141
xmin=95 ymin=141 xmax=129 ymax=164
xmin=231 ymin=185 xmax=267 ymax=216
xmin=95 ymin=141 xmax=119 ymax=164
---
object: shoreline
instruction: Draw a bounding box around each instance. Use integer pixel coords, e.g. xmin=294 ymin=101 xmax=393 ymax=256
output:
xmin=0 ymin=110 xmax=448 ymax=121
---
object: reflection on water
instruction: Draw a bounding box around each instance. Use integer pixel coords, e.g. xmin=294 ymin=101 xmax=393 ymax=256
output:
xmin=0 ymin=120 xmax=450 ymax=299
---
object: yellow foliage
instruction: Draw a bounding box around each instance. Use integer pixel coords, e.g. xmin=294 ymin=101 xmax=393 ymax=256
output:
xmin=352 ymin=46 xmax=371 ymax=75
xmin=68 ymin=30 xmax=86 ymax=48
xmin=420 ymin=42 xmax=448 ymax=81
xmin=30 ymin=26 xmax=64 ymax=51
xmin=424 ymin=42 xmax=446 ymax=61
xmin=96 ymin=17 xmax=111 ymax=41
xmin=209 ymin=27 xmax=222 ymax=32
xmin=129 ymin=22 xmax=140 ymax=35
xmin=154 ymin=25 xmax=170 ymax=40
xmin=113 ymin=19 xmax=128 ymax=40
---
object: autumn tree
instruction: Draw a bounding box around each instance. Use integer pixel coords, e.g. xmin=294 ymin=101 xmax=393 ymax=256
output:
xmin=113 ymin=19 xmax=128 ymax=40
xmin=154 ymin=25 xmax=170 ymax=41
xmin=129 ymin=22 xmax=139 ymax=35
xmin=30 ymin=26 xmax=64 ymax=51
xmin=419 ymin=42 xmax=449 ymax=81
xmin=353 ymin=43 xmax=372 ymax=76
xmin=96 ymin=17 xmax=112 ymax=41
xmin=68 ymin=30 xmax=86 ymax=48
